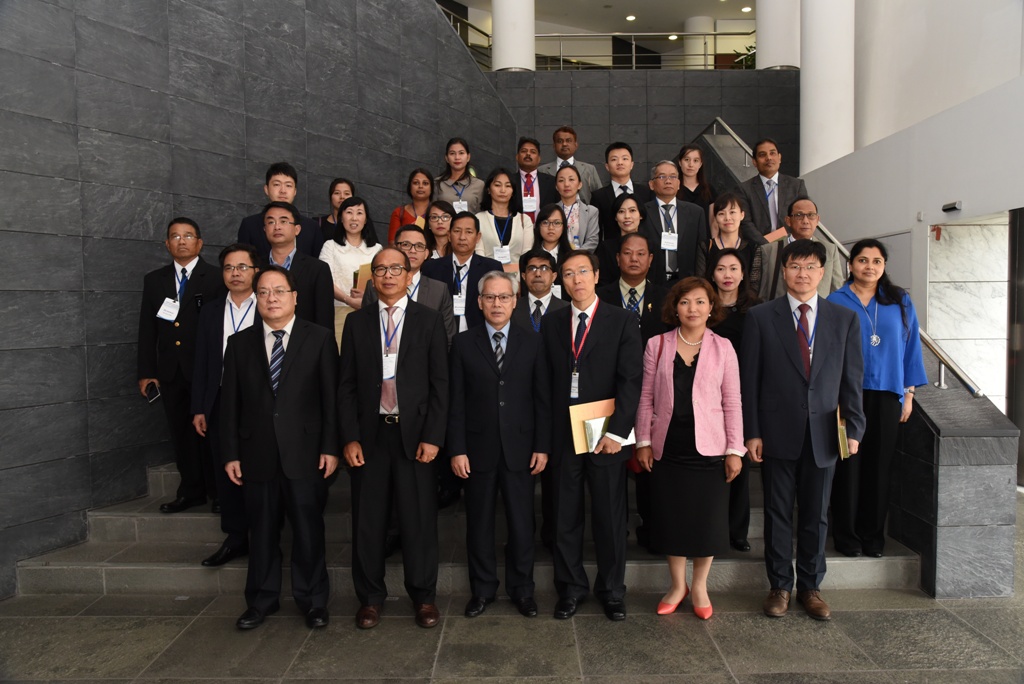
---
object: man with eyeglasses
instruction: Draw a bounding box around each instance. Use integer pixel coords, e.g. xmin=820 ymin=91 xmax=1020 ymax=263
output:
xmin=542 ymin=250 xmax=643 ymax=621
xmin=741 ymin=239 xmax=864 ymax=622
xmin=189 ymin=243 xmax=260 ymax=567
xmin=760 ymin=198 xmax=845 ymax=300
xmin=220 ymin=265 xmax=339 ymax=631
xmin=138 ymin=217 xmax=226 ymax=514
xmin=448 ymin=271 xmax=551 ymax=619
xmin=237 ymin=161 xmax=325 ymax=257
xmin=339 ymin=248 xmax=449 ymax=630
xmin=262 ymin=201 xmax=334 ymax=335
xmin=512 ymin=250 xmax=569 ymax=334
xmin=642 ymin=160 xmax=708 ymax=285
xmin=738 ymin=138 xmax=809 ymax=240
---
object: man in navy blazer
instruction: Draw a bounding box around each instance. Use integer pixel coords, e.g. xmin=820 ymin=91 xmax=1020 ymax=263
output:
xmin=511 ymin=250 xmax=569 ymax=334
xmin=740 ymin=239 xmax=865 ymax=622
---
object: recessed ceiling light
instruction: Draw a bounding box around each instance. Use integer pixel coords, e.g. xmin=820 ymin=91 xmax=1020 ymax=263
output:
xmin=668 ymin=35 xmax=678 ymax=40
xmin=741 ymin=6 xmax=752 ymax=11
xmin=626 ymin=15 xmax=636 ymax=21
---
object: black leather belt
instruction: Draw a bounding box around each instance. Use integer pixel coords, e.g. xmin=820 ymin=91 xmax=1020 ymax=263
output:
xmin=380 ymin=414 xmax=400 ymax=424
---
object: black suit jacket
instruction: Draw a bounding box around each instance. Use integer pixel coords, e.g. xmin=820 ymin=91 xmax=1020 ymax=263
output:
xmin=590 ymin=183 xmax=653 ymax=240
xmin=737 ymin=173 xmax=808 ymax=240
xmin=740 ymin=295 xmax=866 ymax=468
xmin=338 ymin=299 xmax=449 ymax=458
xmin=511 ymin=294 xmax=569 ymax=333
xmin=362 ymin=275 xmax=457 ymax=347
xmin=286 ymin=251 xmax=335 ymax=334
xmin=447 ymin=324 xmax=552 ymax=471
xmin=596 ymin=280 xmax=671 ymax=343
xmin=190 ymin=295 xmax=262 ymax=417
xmin=238 ymin=214 xmax=325 ymax=258
xmin=640 ymin=199 xmax=708 ymax=284
xmin=220 ymin=318 xmax=339 ymax=481
xmin=420 ymin=254 xmax=504 ymax=330
xmin=137 ymin=258 xmax=226 ymax=383
xmin=541 ymin=301 xmax=643 ymax=465
xmin=511 ymin=170 xmax=557 ymax=215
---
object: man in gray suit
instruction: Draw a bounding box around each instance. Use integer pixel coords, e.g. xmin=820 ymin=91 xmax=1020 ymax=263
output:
xmin=738 ymin=138 xmax=808 ymax=241
xmin=740 ymin=239 xmax=865 ymax=622
xmin=538 ymin=126 xmax=602 ymax=204
xmin=759 ymin=198 xmax=846 ymax=301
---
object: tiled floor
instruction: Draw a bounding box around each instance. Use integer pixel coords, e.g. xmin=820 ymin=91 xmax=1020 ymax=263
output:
xmin=1 ymin=496 xmax=1022 ymax=683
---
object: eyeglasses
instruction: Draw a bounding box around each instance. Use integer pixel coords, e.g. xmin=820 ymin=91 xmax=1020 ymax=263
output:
xmin=395 ymin=241 xmax=428 ymax=253
xmin=223 ymin=264 xmax=254 ymax=273
xmin=428 ymin=214 xmax=451 ymax=223
xmin=785 ymin=264 xmax=821 ymax=274
xmin=168 ymin=234 xmax=198 ymax=242
xmin=372 ymin=265 xmax=408 ymax=277
xmin=263 ymin=219 xmax=294 ymax=227
xmin=480 ymin=294 xmax=515 ymax=304
xmin=562 ymin=267 xmax=594 ymax=279
xmin=525 ymin=264 xmax=552 ymax=273
xmin=789 ymin=212 xmax=819 ymax=221
xmin=540 ymin=220 xmax=564 ymax=228
xmin=256 ymin=288 xmax=293 ymax=299
xmin=653 ymin=174 xmax=679 ymax=182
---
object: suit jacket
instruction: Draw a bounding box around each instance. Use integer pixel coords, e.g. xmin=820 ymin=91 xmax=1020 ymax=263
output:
xmin=421 ymin=254 xmax=504 ymax=330
xmin=238 ymin=214 xmax=325 ymax=258
xmin=287 ymin=251 xmax=335 ymax=334
xmin=641 ymin=199 xmax=708 ymax=284
xmin=591 ymin=182 xmax=653 ymax=240
xmin=538 ymin=159 xmax=603 ymax=204
xmin=737 ymin=173 xmax=809 ymax=238
xmin=596 ymin=279 xmax=671 ymax=343
xmin=740 ymin=295 xmax=866 ymax=468
xmin=362 ymin=274 xmax=457 ymax=347
xmin=338 ymin=300 xmax=449 ymax=458
xmin=511 ymin=170 xmax=557 ymax=215
xmin=511 ymin=294 xmax=569 ymax=333
xmin=220 ymin=318 xmax=339 ymax=481
xmin=191 ymin=295 xmax=262 ymax=417
xmin=541 ymin=300 xmax=643 ymax=465
xmin=759 ymin=236 xmax=847 ymax=301
xmin=636 ymin=329 xmax=745 ymax=461
xmin=447 ymin=324 xmax=552 ymax=471
xmin=137 ymin=258 xmax=226 ymax=383
xmin=564 ymin=201 xmax=601 ymax=251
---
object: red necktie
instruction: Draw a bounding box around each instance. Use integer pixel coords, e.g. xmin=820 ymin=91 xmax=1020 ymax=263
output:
xmin=797 ymin=303 xmax=811 ymax=377
xmin=523 ymin=172 xmax=536 ymax=223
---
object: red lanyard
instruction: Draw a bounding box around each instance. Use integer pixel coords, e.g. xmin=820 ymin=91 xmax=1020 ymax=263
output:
xmin=571 ymin=299 xmax=599 ymax=371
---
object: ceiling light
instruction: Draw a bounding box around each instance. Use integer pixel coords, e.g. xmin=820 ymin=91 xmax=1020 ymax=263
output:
xmin=626 ymin=15 xmax=636 ymax=21
xmin=668 ymin=35 xmax=678 ymax=40
xmin=741 ymin=6 xmax=752 ymax=11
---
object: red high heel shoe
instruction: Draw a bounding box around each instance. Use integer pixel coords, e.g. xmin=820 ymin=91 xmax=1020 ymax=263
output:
xmin=692 ymin=602 xmax=713 ymax=620
xmin=656 ymin=584 xmax=689 ymax=615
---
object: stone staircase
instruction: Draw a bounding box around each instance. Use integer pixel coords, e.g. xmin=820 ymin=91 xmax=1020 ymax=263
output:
xmin=16 ymin=463 xmax=920 ymax=596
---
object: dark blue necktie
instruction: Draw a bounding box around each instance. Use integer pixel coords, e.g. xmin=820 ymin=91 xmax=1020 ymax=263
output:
xmin=177 ymin=267 xmax=188 ymax=302
xmin=493 ymin=331 xmax=505 ymax=372
xmin=270 ymin=330 xmax=285 ymax=395
xmin=574 ymin=312 xmax=588 ymax=351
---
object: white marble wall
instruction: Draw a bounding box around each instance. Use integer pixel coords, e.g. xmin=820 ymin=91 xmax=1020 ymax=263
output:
xmin=927 ymin=222 xmax=1009 ymax=411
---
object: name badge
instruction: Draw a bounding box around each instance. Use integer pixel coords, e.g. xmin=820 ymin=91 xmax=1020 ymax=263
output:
xmin=382 ymin=354 xmax=397 ymax=379
xmin=453 ymin=200 xmax=468 ymax=213
xmin=156 ymin=297 xmax=180 ymax=321
xmin=493 ymin=246 xmax=512 ymax=264
xmin=570 ymin=371 xmax=580 ymax=399
xmin=552 ymin=284 xmax=563 ymax=299
xmin=453 ymin=294 xmax=467 ymax=316
xmin=661 ymin=232 xmax=678 ymax=251
xmin=522 ymin=196 xmax=538 ymax=213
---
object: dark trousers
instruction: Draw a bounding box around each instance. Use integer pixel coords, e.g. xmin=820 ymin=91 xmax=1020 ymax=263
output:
xmin=160 ymin=374 xmax=210 ymax=500
xmin=728 ymin=460 xmax=751 ymax=541
xmin=553 ymin=447 xmax=629 ymax=602
xmin=831 ymin=389 xmax=901 ymax=554
xmin=243 ymin=470 xmax=329 ymax=614
xmin=350 ymin=419 xmax=438 ymax=605
xmin=539 ymin=460 xmax=557 ymax=547
xmin=206 ymin=399 xmax=248 ymax=549
xmin=762 ymin=427 xmax=835 ymax=592
xmin=463 ymin=456 xmax=536 ymax=600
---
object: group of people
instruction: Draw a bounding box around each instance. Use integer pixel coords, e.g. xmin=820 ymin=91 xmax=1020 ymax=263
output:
xmin=136 ymin=127 xmax=927 ymax=632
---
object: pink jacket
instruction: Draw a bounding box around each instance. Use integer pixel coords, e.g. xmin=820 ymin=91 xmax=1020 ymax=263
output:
xmin=635 ymin=328 xmax=745 ymax=461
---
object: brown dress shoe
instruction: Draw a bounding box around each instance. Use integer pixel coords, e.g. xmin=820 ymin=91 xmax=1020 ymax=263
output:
xmin=763 ymin=589 xmax=791 ymax=618
xmin=797 ymin=590 xmax=831 ymax=620
xmin=356 ymin=604 xmax=382 ymax=629
xmin=415 ymin=603 xmax=441 ymax=628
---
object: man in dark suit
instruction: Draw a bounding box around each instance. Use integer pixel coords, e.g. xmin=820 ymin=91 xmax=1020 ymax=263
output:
xmin=590 ymin=142 xmax=654 ymax=240
xmin=596 ymin=232 xmax=671 ymax=344
xmin=339 ymin=248 xmax=449 ymax=630
xmin=190 ymin=243 xmax=260 ymax=567
xmin=740 ymin=239 xmax=865 ymax=622
xmin=221 ymin=265 xmax=339 ymax=630
xmin=511 ymin=136 xmax=557 ymax=224
xmin=737 ymin=138 xmax=808 ymax=242
xmin=542 ymin=250 xmax=643 ymax=621
xmin=237 ymin=161 xmax=324 ymax=257
xmin=138 ymin=217 xmax=226 ymax=514
xmin=537 ymin=126 xmax=603 ymax=203
xmin=512 ymin=249 xmax=569 ymax=333
xmin=421 ymin=212 xmax=503 ymax=333
xmin=449 ymin=270 xmax=551 ymax=618
xmin=642 ymin=160 xmax=708 ymax=285
xmin=262 ymin=201 xmax=334 ymax=333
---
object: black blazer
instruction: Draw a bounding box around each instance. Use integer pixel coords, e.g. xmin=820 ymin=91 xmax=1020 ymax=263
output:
xmin=237 ymin=214 xmax=325 ymax=258
xmin=447 ymin=324 xmax=552 ymax=471
xmin=596 ymin=280 xmax=671 ymax=344
xmin=640 ymin=199 xmax=708 ymax=284
xmin=220 ymin=318 xmax=339 ymax=481
xmin=541 ymin=301 xmax=643 ymax=465
xmin=190 ymin=295 xmax=262 ymax=417
xmin=590 ymin=183 xmax=653 ymax=240
xmin=737 ymin=173 xmax=808 ymax=240
xmin=511 ymin=170 xmax=557 ymax=215
xmin=338 ymin=299 xmax=449 ymax=458
xmin=420 ymin=254 xmax=504 ymax=330
xmin=740 ymin=295 xmax=866 ymax=468
xmin=511 ymin=294 xmax=569 ymax=333
xmin=287 ymin=251 xmax=335 ymax=334
xmin=363 ymin=275 xmax=457 ymax=347
xmin=137 ymin=258 xmax=226 ymax=383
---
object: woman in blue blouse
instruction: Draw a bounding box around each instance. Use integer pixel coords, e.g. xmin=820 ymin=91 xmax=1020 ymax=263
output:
xmin=827 ymin=239 xmax=927 ymax=557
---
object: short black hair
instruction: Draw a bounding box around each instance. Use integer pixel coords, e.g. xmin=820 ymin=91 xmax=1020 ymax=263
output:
xmin=610 ymin=191 xmax=647 ymax=222
xmin=781 ymin=238 xmax=826 ymax=268
xmin=605 ymin=141 xmax=633 ymax=161
xmin=618 ymin=232 xmax=651 ymax=253
xmin=372 ymin=246 xmax=411 ymax=271
xmin=167 ymin=217 xmax=201 ymax=239
xmin=561 ymin=249 xmax=600 ymax=274
xmin=394 ymin=224 xmax=428 ymax=244
xmin=753 ymin=138 xmax=780 ymax=156
xmin=255 ymin=264 xmax=296 ymax=291
xmin=218 ymin=242 xmax=259 ymax=267
xmin=262 ymin=201 xmax=300 ymax=223
xmin=265 ymin=162 xmax=298 ymax=185
xmin=787 ymin=196 xmax=817 ymax=216
xmin=451 ymin=211 xmax=479 ymax=232
xmin=517 ymin=136 xmax=541 ymax=152
xmin=519 ymin=248 xmax=557 ymax=273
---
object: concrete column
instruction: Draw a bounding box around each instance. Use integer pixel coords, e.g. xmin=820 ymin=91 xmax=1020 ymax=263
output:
xmin=683 ymin=16 xmax=715 ymax=70
xmin=800 ymin=0 xmax=855 ymax=172
xmin=492 ymin=0 xmax=535 ymax=71
xmin=756 ymin=0 xmax=800 ymax=69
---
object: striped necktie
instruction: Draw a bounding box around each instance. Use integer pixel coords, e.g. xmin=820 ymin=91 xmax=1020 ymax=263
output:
xmin=269 ymin=330 xmax=285 ymax=395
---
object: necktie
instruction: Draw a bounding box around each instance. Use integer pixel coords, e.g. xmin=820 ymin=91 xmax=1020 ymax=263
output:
xmin=177 ymin=267 xmax=188 ymax=302
xmin=454 ymin=263 xmax=465 ymax=296
xmin=269 ymin=330 xmax=285 ymax=395
xmin=574 ymin=312 xmax=588 ymax=352
xmin=559 ymin=160 xmax=570 ymax=169
xmin=532 ymin=300 xmax=543 ymax=329
xmin=766 ymin=179 xmax=778 ymax=229
xmin=493 ymin=331 xmax=504 ymax=371
xmin=797 ymin=303 xmax=811 ymax=377
xmin=523 ymin=172 xmax=536 ymax=222
xmin=662 ymin=204 xmax=677 ymax=273
xmin=381 ymin=306 xmax=398 ymax=411
xmin=627 ymin=288 xmax=640 ymax=321
xmin=616 ymin=183 xmax=629 ymax=196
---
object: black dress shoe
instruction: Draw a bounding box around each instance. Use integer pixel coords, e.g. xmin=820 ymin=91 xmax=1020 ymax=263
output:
xmin=603 ymin=599 xmax=627 ymax=621
xmin=305 ymin=607 xmax=329 ymax=628
xmin=211 ymin=499 xmax=221 ymax=514
xmin=159 ymin=496 xmax=206 ymax=514
xmin=864 ymin=549 xmax=883 ymax=558
xmin=731 ymin=538 xmax=751 ymax=552
xmin=236 ymin=603 xmax=278 ymax=630
xmin=838 ymin=548 xmax=862 ymax=557
xmin=201 ymin=543 xmax=249 ymax=567
xmin=553 ymin=597 xmax=579 ymax=620
xmin=437 ymin=488 xmax=461 ymax=509
xmin=463 ymin=596 xmax=494 ymax=618
xmin=514 ymin=596 xmax=538 ymax=617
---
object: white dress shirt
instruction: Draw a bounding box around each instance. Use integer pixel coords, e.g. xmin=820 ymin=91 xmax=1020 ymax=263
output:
xmin=222 ymin=292 xmax=257 ymax=355
xmin=378 ymin=295 xmax=409 ymax=414
xmin=453 ymin=254 xmax=473 ymax=332
xmin=787 ymin=291 xmax=819 ymax=357
xmin=528 ymin=291 xmax=554 ymax=315
xmin=614 ymin=181 xmax=634 ymax=196
xmin=172 ymin=256 xmax=199 ymax=298
xmin=263 ymin=316 xmax=296 ymax=362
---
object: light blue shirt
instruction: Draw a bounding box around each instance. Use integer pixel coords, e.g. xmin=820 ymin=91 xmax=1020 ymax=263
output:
xmin=484 ymin=321 xmax=511 ymax=355
xmin=269 ymin=247 xmax=298 ymax=270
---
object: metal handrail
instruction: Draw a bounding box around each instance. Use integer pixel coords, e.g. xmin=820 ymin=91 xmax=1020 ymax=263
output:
xmin=438 ymin=6 xmax=492 ymax=47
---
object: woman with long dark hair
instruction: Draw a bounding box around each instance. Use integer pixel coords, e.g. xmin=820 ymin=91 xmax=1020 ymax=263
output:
xmin=426 ymin=200 xmax=454 ymax=259
xmin=435 ymin=137 xmax=485 ymax=213
xmin=388 ymin=167 xmax=434 ymax=243
xmin=676 ymin=144 xmax=718 ymax=222
xmin=316 ymin=177 xmax=355 ymax=241
xmin=595 ymin=193 xmax=647 ymax=283
xmin=697 ymin=191 xmax=764 ymax=294
xmin=319 ymin=197 xmax=382 ymax=346
xmin=827 ymin=238 xmax=927 ymax=557
xmin=475 ymin=167 xmax=534 ymax=266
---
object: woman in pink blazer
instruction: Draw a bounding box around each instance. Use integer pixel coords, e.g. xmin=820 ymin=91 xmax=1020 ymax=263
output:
xmin=635 ymin=277 xmax=745 ymax=620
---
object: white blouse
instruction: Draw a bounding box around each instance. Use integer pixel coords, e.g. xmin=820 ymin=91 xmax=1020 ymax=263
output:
xmin=319 ymin=240 xmax=383 ymax=307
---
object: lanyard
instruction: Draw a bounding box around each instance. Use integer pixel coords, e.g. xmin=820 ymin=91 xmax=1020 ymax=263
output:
xmin=661 ymin=203 xmax=677 ymax=231
xmin=493 ymin=212 xmax=513 ymax=244
xmin=765 ymin=180 xmax=776 ymax=199
xmin=793 ymin=306 xmax=819 ymax=349
xmin=408 ymin=277 xmax=421 ymax=301
xmin=174 ymin=267 xmax=188 ymax=300
xmin=454 ymin=260 xmax=470 ymax=294
xmin=449 ymin=179 xmax=466 ymax=199
xmin=229 ymin=299 xmax=255 ymax=334
xmin=716 ymin=234 xmax=740 ymax=250
xmin=380 ymin=308 xmax=405 ymax=354
xmin=523 ymin=173 xmax=535 ymax=195
xmin=621 ymin=289 xmax=645 ymax=314
xmin=571 ymin=299 xmax=599 ymax=371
